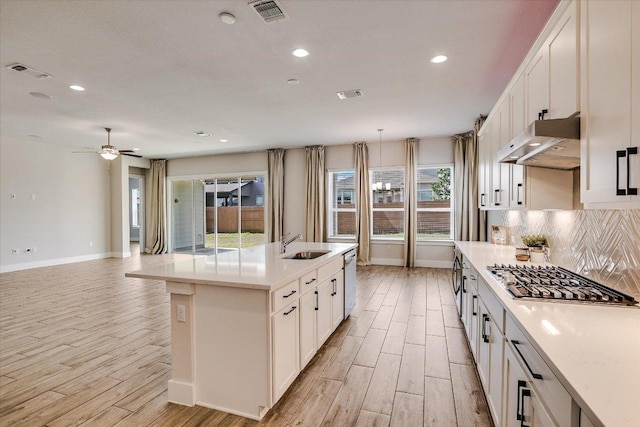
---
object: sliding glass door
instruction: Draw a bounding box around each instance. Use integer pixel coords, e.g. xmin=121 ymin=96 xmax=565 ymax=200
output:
xmin=172 ymin=175 xmax=265 ymax=254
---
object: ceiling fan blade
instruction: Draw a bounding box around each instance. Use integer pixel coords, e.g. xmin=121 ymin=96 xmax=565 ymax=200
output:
xmin=121 ymin=152 xmax=143 ymax=158
xmin=118 ymin=149 xmax=137 ymax=153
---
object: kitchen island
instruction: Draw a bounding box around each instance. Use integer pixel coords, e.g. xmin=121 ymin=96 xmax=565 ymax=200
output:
xmin=455 ymin=241 xmax=640 ymax=427
xmin=126 ymin=241 xmax=357 ymax=420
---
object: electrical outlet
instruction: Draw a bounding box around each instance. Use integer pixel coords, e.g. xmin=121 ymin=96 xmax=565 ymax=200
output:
xmin=176 ymin=305 xmax=186 ymax=322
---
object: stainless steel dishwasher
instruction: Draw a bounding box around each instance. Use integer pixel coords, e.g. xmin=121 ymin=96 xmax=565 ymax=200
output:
xmin=343 ymin=249 xmax=357 ymax=317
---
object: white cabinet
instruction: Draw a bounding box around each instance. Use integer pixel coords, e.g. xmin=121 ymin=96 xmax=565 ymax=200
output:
xmin=478 ymin=120 xmax=492 ymax=209
xmin=503 ymin=344 xmax=555 ymax=427
xmin=462 ymin=268 xmax=480 ymax=360
xmin=299 ymin=290 xmax=316 ymax=369
xmin=476 ymin=277 xmax=505 ymax=427
xmin=331 ymin=274 xmax=344 ymax=330
xmin=509 ymin=74 xmax=526 ymax=208
xmin=316 ymin=279 xmax=333 ymax=348
xmin=492 ymin=99 xmax=511 ymax=208
xmin=272 ymin=302 xmax=299 ymax=402
xmin=580 ymin=0 xmax=640 ymax=207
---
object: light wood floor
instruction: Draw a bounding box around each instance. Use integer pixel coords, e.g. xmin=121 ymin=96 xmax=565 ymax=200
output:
xmin=0 ymin=248 xmax=492 ymax=426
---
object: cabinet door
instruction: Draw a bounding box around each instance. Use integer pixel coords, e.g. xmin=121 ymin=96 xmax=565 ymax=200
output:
xmin=465 ymin=274 xmax=479 ymax=361
xmin=331 ymin=273 xmax=344 ymax=330
xmin=548 ymin=0 xmax=579 ymax=119
xmin=478 ymin=123 xmax=492 ymax=209
xmin=492 ymin=99 xmax=511 ymax=208
xmin=272 ymin=304 xmax=299 ymax=402
xmin=299 ymin=290 xmax=317 ymax=369
xmin=487 ymin=312 xmax=504 ymax=426
xmin=477 ymin=301 xmax=490 ymax=392
xmin=525 ymin=48 xmax=549 ymax=125
xmin=503 ymin=346 xmax=554 ymax=427
xmin=581 ymin=0 xmax=636 ymax=204
xmin=316 ymin=279 xmax=333 ymax=348
xmin=509 ymin=74 xmax=526 ymax=208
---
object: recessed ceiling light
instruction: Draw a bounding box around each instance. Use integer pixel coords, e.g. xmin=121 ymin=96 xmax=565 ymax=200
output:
xmin=287 ymin=78 xmax=299 ymax=85
xmin=430 ymin=55 xmax=448 ymax=64
xmin=220 ymin=139 xmax=228 ymax=143
xmin=29 ymin=92 xmax=52 ymax=99
xmin=529 ymin=142 xmax=542 ymax=147
xmin=292 ymin=48 xmax=309 ymax=58
xmin=219 ymin=12 xmax=236 ymax=24
xmin=194 ymin=131 xmax=211 ymax=137
xmin=69 ymin=85 xmax=85 ymax=91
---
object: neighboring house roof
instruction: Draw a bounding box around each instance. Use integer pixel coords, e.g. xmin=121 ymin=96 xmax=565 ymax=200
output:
xmin=205 ymin=182 xmax=250 ymax=196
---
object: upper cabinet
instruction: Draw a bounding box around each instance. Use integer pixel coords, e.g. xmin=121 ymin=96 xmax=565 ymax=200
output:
xmin=580 ymin=0 xmax=640 ymax=208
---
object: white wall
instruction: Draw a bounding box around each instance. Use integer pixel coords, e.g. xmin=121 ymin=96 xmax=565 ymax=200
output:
xmin=0 ymin=136 xmax=111 ymax=272
xmin=168 ymin=152 xmax=267 ymax=178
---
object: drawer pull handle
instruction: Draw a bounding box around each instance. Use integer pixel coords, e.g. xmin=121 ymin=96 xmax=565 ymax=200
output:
xmin=462 ymin=276 xmax=467 ymax=293
xmin=480 ymin=193 xmax=486 ymax=207
xmin=306 ymin=278 xmax=316 ymax=285
xmin=282 ymin=290 xmax=297 ymax=298
xmin=617 ymin=150 xmax=627 ymax=196
xmin=283 ymin=306 xmax=297 ymax=316
xmin=511 ymin=340 xmax=543 ymax=380
xmin=331 ymin=278 xmax=337 ymax=296
xmin=314 ymin=290 xmax=319 ymax=310
xmin=517 ymin=380 xmax=531 ymax=427
xmin=628 ymin=147 xmax=638 ymax=195
xmin=481 ymin=314 xmax=490 ymax=343
xmin=472 ymin=295 xmax=478 ymax=316
xmin=517 ymin=183 xmax=523 ymax=205
xmin=516 ymin=380 xmax=526 ymax=422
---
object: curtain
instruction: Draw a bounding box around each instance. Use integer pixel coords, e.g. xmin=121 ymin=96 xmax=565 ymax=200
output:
xmin=354 ymin=142 xmax=371 ymax=265
xmin=146 ymin=159 xmax=167 ymax=254
xmin=267 ymin=148 xmax=285 ymax=242
xmin=454 ymin=116 xmax=486 ymax=241
xmin=403 ymin=138 xmax=418 ymax=267
xmin=304 ymin=146 xmax=325 ymax=242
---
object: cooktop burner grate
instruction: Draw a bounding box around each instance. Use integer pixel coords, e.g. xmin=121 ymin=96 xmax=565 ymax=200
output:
xmin=487 ymin=264 xmax=637 ymax=306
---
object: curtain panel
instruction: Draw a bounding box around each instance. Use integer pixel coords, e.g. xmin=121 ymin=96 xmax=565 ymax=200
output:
xmin=304 ymin=146 xmax=325 ymax=242
xmin=404 ymin=138 xmax=418 ymax=267
xmin=454 ymin=116 xmax=486 ymax=241
xmin=267 ymin=148 xmax=285 ymax=242
xmin=354 ymin=142 xmax=371 ymax=265
xmin=146 ymin=159 xmax=167 ymax=254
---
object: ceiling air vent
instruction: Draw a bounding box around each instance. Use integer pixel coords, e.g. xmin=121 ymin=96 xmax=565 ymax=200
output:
xmin=250 ymin=0 xmax=287 ymax=23
xmin=337 ymin=90 xmax=363 ymax=100
xmin=5 ymin=63 xmax=52 ymax=79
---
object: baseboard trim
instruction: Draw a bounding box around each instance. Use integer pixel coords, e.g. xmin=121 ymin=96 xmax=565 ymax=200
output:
xmin=0 ymin=252 xmax=113 ymax=273
xmin=370 ymin=258 xmax=404 ymax=266
xmin=168 ymin=379 xmax=196 ymax=406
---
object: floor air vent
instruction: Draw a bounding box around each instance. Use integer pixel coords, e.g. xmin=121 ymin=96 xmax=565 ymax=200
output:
xmin=250 ymin=0 xmax=287 ymax=23
xmin=5 ymin=63 xmax=52 ymax=79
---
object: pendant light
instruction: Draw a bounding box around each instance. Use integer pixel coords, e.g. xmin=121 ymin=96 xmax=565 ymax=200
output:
xmin=99 ymin=128 xmax=119 ymax=160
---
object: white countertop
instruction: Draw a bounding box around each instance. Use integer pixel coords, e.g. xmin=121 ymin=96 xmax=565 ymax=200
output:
xmin=126 ymin=242 xmax=357 ymax=291
xmin=455 ymin=241 xmax=640 ymax=427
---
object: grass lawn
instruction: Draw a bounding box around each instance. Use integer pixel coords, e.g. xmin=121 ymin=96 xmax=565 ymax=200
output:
xmin=206 ymin=232 xmax=266 ymax=249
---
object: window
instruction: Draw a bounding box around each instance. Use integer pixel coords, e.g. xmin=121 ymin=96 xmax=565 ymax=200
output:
xmin=328 ymin=171 xmax=356 ymax=238
xmin=416 ymin=166 xmax=453 ymax=240
xmin=371 ymin=168 xmax=404 ymax=239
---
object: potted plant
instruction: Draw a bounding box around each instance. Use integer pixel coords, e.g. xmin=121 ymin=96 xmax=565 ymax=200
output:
xmin=521 ymin=234 xmax=548 ymax=262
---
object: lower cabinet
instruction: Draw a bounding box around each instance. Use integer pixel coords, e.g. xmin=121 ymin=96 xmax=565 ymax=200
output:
xmin=316 ymin=279 xmax=333 ymax=347
xmin=272 ymin=302 xmax=299 ymax=402
xmin=331 ymin=274 xmax=344 ymax=330
xmin=299 ymin=290 xmax=317 ymax=369
xmin=503 ymin=344 xmax=555 ymax=427
xmin=476 ymin=296 xmax=504 ymax=427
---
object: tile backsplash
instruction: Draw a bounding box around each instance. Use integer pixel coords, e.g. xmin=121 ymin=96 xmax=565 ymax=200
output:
xmin=488 ymin=209 xmax=640 ymax=301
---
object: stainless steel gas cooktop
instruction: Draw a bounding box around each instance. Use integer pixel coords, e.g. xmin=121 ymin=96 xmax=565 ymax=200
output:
xmin=487 ymin=264 xmax=638 ymax=306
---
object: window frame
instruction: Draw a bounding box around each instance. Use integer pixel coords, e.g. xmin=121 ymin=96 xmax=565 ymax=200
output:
xmin=370 ymin=167 xmax=405 ymax=241
xmin=416 ymin=164 xmax=454 ymax=242
xmin=327 ymin=169 xmax=356 ymax=239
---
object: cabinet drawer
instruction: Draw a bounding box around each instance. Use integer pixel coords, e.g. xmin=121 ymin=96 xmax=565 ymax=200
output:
xmin=299 ymin=270 xmax=318 ymax=294
xmin=505 ymin=314 xmax=572 ymax=427
xmin=477 ymin=276 xmax=505 ymax=334
xmin=317 ymin=257 xmax=343 ymax=283
xmin=272 ymin=280 xmax=299 ymax=313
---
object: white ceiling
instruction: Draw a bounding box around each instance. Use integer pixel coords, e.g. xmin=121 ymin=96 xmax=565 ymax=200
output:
xmin=0 ymin=0 xmax=558 ymax=159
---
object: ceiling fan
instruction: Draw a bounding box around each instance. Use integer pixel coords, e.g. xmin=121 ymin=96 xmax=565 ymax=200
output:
xmin=74 ymin=128 xmax=141 ymax=160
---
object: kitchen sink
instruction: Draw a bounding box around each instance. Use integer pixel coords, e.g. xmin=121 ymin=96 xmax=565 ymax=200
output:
xmin=283 ymin=250 xmax=331 ymax=260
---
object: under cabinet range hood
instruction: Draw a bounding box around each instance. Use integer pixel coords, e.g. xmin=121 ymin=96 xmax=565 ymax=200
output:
xmin=498 ymin=113 xmax=580 ymax=170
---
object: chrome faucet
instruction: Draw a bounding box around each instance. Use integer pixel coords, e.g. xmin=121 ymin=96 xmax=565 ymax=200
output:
xmin=281 ymin=233 xmax=302 ymax=254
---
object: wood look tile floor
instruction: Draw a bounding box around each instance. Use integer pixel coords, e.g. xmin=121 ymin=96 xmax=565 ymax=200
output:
xmin=0 ymin=248 xmax=492 ymax=426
